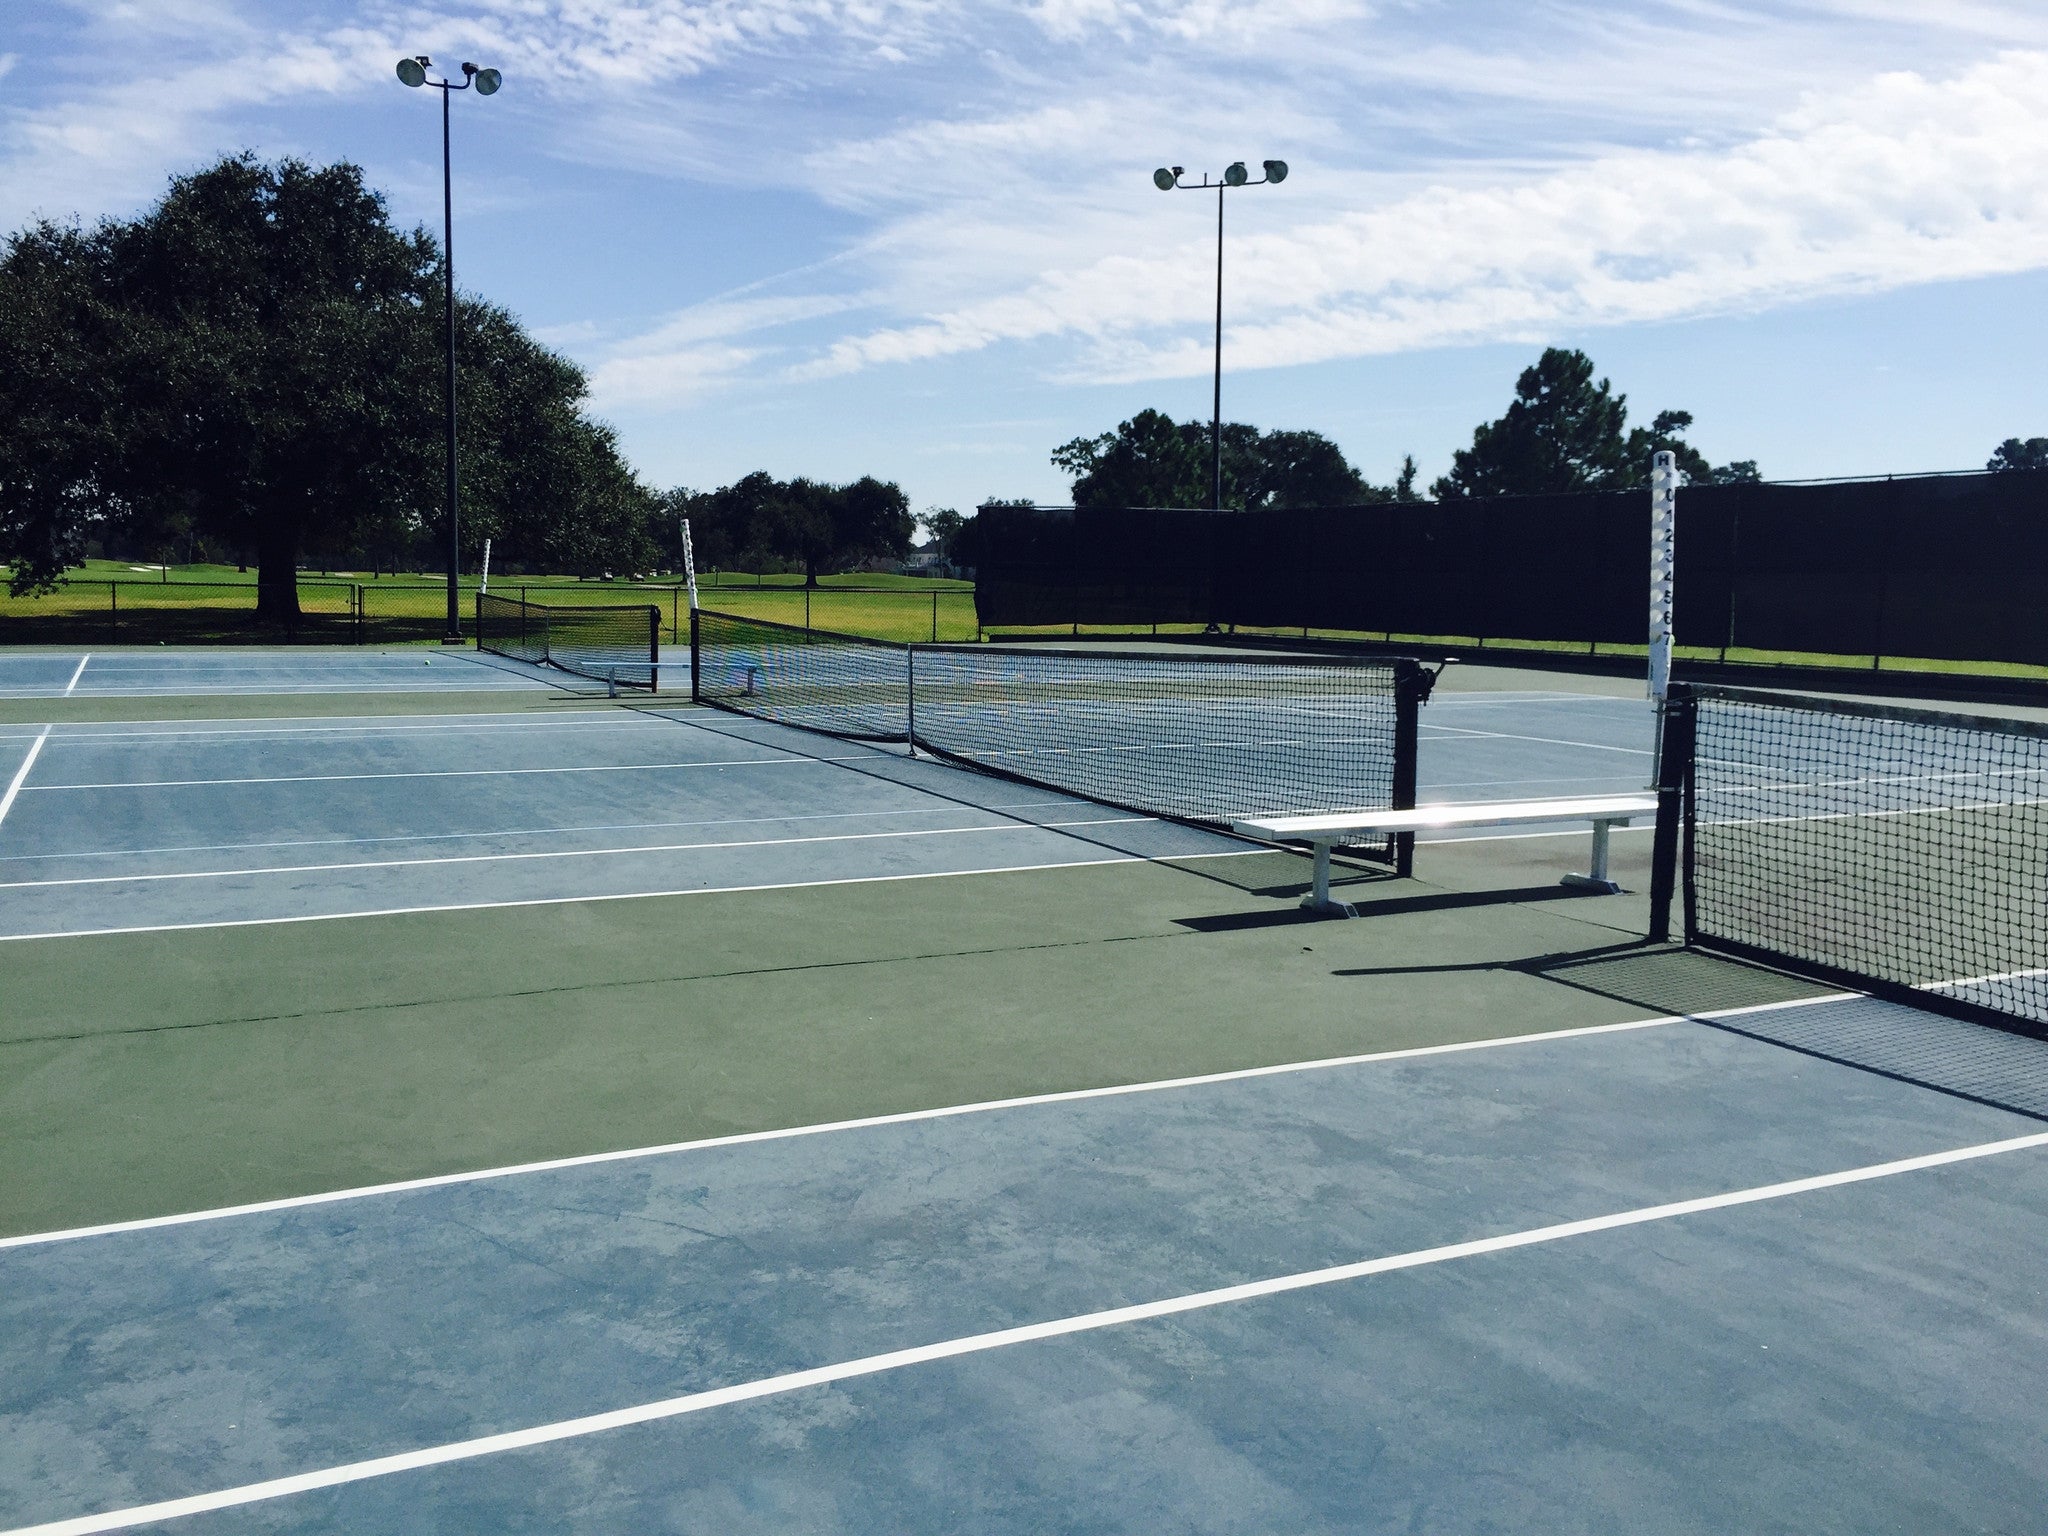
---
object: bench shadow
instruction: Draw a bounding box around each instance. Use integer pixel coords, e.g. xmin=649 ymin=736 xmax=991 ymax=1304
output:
xmin=1177 ymin=883 xmax=1607 ymax=934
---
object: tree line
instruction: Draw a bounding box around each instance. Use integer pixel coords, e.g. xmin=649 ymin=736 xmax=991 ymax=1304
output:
xmin=0 ymin=156 xmax=917 ymax=611
xmin=7 ymin=155 xmax=2039 ymax=602
xmin=1027 ymin=347 xmax=1760 ymax=520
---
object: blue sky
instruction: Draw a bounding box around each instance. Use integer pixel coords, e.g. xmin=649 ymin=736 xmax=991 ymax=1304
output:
xmin=5 ymin=2 xmax=2047 ymax=528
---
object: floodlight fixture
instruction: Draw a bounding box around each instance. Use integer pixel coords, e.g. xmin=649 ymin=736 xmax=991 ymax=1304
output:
xmin=1146 ymin=155 xmax=1289 ymax=509
xmin=392 ymin=54 xmax=503 ymax=641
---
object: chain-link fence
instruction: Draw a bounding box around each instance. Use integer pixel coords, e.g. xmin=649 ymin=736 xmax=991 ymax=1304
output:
xmin=0 ymin=578 xmax=981 ymax=647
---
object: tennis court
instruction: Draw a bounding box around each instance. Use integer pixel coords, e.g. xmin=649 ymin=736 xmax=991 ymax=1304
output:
xmin=0 ymin=649 xmax=551 ymax=700
xmin=2 ymin=642 xmax=2043 ymax=1533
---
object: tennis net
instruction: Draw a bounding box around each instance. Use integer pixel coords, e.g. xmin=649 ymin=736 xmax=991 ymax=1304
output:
xmin=476 ymin=593 xmax=660 ymax=690
xmin=691 ymin=608 xmax=1425 ymax=866
xmin=1651 ymin=683 xmax=2048 ymax=1036
xmin=691 ymin=609 xmax=908 ymax=740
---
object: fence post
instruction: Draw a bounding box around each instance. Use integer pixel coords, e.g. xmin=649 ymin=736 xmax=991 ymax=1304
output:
xmin=805 ymin=586 xmax=811 ymax=633
xmin=109 ymin=582 xmax=118 ymax=643
xmin=931 ymin=590 xmax=938 ymax=643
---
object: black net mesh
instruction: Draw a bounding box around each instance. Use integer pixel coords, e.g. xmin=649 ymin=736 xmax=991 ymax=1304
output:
xmin=691 ymin=609 xmax=908 ymax=741
xmin=1678 ymin=685 xmax=2048 ymax=1035
xmin=909 ymin=645 xmax=1414 ymax=858
xmin=691 ymin=609 xmax=1419 ymax=860
xmin=477 ymin=593 xmax=659 ymax=689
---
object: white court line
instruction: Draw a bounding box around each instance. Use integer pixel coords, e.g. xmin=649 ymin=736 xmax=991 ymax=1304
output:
xmin=13 ymin=1123 xmax=2040 ymax=1536
xmin=41 ymin=685 xmax=546 ymax=699
xmin=0 ymin=815 xmax=1149 ymax=893
xmin=0 ymin=996 xmax=1851 ymax=1248
xmin=0 ymin=797 xmax=1080 ymax=867
xmin=0 ymin=845 xmax=1265 ymax=944
xmin=62 ymin=655 xmax=89 ymax=696
xmin=23 ymin=752 xmax=871 ymax=793
xmin=1429 ymin=692 xmax=1642 ymax=707
xmin=28 ymin=713 xmax=653 ymax=743
xmin=1419 ymin=721 xmax=1655 ymax=757
xmin=0 ymin=726 xmax=51 ymax=831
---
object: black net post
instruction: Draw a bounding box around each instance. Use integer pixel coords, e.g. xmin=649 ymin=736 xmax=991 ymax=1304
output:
xmin=690 ymin=606 xmax=702 ymax=701
xmin=1647 ymin=684 xmax=1695 ymax=942
xmin=1392 ymin=661 xmax=1423 ymax=878
xmin=647 ymin=604 xmax=660 ymax=692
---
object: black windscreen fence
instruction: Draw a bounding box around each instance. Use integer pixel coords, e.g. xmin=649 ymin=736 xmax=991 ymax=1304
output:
xmin=973 ymin=470 xmax=2048 ymax=667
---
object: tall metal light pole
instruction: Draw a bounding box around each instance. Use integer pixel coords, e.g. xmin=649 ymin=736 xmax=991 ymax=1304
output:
xmin=1153 ymin=160 xmax=1287 ymax=510
xmin=397 ymin=55 xmax=502 ymax=642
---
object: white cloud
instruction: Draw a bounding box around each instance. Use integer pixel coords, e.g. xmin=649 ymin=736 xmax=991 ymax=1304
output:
xmin=796 ymin=51 xmax=2048 ymax=383
xmin=9 ymin=0 xmax=2048 ymax=442
xmin=589 ymin=341 xmax=763 ymax=406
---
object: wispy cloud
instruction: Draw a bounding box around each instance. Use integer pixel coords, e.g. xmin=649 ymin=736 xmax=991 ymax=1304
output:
xmin=795 ymin=50 xmax=2048 ymax=383
xmin=7 ymin=0 xmax=2048 ymax=429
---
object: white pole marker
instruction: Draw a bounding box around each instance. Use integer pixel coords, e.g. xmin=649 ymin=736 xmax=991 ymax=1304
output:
xmin=479 ymin=538 xmax=492 ymax=595
xmin=1648 ymin=450 xmax=1678 ymax=702
xmin=680 ymin=518 xmax=700 ymax=613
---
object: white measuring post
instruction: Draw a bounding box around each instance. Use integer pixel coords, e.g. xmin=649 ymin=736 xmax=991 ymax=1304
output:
xmin=1648 ymin=451 xmax=1677 ymax=702
xmin=680 ymin=519 xmax=701 ymax=613
xmin=1648 ymin=449 xmax=1679 ymax=784
xmin=480 ymin=538 xmax=492 ymax=595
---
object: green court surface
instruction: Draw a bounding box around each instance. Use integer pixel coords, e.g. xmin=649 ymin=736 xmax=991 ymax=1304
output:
xmin=0 ymin=832 xmax=1819 ymax=1240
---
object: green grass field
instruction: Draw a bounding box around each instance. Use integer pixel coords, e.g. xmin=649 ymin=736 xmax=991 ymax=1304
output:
xmin=0 ymin=563 xmax=979 ymax=647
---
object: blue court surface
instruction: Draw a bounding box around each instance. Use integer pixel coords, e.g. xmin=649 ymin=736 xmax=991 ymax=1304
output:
xmin=4 ymin=1000 xmax=2046 ymax=1533
xmin=0 ymin=649 xmax=551 ymax=699
xmin=4 ymin=658 xmax=2045 ymax=1533
xmin=0 ymin=685 xmax=1657 ymax=942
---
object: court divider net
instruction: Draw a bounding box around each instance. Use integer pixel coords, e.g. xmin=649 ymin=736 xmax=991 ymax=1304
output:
xmin=691 ymin=607 xmax=1425 ymax=869
xmin=1649 ymin=682 xmax=2048 ymax=1038
xmin=477 ymin=592 xmax=660 ymax=691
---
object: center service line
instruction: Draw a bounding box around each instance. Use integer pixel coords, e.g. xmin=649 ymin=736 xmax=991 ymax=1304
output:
xmin=11 ymin=1129 xmax=2046 ymax=1536
xmin=0 ymin=725 xmax=51 ymax=831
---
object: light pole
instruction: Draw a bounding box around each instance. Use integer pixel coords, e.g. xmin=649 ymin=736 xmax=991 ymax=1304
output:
xmin=397 ymin=54 xmax=502 ymax=642
xmin=1152 ymin=160 xmax=1287 ymax=510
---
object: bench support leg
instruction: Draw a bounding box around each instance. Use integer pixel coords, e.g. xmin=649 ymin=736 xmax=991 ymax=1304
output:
xmin=1299 ymin=840 xmax=1359 ymax=918
xmin=1561 ymin=818 xmax=1624 ymax=894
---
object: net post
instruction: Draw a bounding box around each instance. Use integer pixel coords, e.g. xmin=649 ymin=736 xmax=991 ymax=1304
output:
xmin=1392 ymin=661 xmax=1422 ymax=877
xmin=648 ymin=603 xmax=660 ymax=692
xmin=472 ymin=589 xmax=481 ymax=650
xmin=1647 ymin=683 xmax=1694 ymax=942
xmin=1648 ymin=450 xmax=1678 ymax=715
xmin=690 ymin=606 xmax=702 ymax=702
xmin=680 ymin=518 xmax=700 ymax=614
xmin=906 ymin=646 xmax=918 ymax=756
